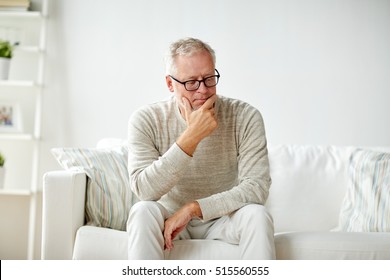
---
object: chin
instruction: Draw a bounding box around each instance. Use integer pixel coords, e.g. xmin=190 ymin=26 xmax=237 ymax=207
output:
xmin=192 ymin=96 xmax=212 ymax=109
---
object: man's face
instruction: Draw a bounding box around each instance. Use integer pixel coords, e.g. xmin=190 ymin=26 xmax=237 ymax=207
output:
xmin=166 ymin=50 xmax=217 ymax=111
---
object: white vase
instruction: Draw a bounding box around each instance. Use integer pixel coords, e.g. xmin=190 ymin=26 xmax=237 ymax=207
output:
xmin=0 ymin=57 xmax=11 ymax=80
xmin=0 ymin=167 xmax=5 ymax=189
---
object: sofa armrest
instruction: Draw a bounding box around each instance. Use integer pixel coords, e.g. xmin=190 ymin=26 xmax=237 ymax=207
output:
xmin=41 ymin=170 xmax=87 ymax=260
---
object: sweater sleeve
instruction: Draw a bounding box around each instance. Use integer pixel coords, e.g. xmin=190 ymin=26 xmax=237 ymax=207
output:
xmin=127 ymin=108 xmax=192 ymax=201
xmin=196 ymin=107 xmax=271 ymax=221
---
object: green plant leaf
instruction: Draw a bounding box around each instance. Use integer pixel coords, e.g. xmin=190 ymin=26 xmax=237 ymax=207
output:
xmin=0 ymin=39 xmax=13 ymax=59
xmin=0 ymin=153 xmax=5 ymax=167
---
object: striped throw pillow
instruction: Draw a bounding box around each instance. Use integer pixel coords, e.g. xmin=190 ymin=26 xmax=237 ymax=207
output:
xmin=337 ymin=149 xmax=390 ymax=232
xmin=51 ymin=146 xmax=139 ymax=231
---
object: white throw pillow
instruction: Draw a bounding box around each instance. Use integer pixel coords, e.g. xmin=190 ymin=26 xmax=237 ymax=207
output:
xmin=266 ymin=145 xmax=351 ymax=232
xmin=337 ymin=149 xmax=390 ymax=232
xmin=51 ymin=146 xmax=138 ymax=231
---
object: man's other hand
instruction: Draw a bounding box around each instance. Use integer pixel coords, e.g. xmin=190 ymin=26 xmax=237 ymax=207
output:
xmin=164 ymin=201 xmax=202 ymax=250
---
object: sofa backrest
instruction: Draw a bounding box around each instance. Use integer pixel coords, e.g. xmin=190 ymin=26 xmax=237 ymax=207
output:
xmin=265 ymin=145 xmax=354 ymax=233
xmin=97 ymin=139 xmax=389 ymax=234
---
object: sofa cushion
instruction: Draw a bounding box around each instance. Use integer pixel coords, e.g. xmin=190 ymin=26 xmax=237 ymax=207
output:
xmin=275 ymin=231 xmax=390 ymax=259
xmin=73 ymin=226 xmax=240 ymax=260
xmin=336 ymin=149 xmax=390 ymax=232
xmin=73 ymin=226 xmax=390 ymax=260
xmin=266 ymin=146 xmax=353 ymax=233
xmin=73 ymin=226 xmax=128 ymax=260
xmin=51 ymin=146 xmax=138 ymax=231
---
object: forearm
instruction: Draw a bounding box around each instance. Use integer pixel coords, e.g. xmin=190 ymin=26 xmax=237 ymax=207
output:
xmin=129 ymin=143 xmax=191 ymax=200
xmin=197 ymin=177 xmax=270 ymax=221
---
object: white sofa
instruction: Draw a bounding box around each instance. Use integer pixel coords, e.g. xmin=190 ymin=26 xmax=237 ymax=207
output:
xmin=41 ymin=141 xmax=390 ymax=259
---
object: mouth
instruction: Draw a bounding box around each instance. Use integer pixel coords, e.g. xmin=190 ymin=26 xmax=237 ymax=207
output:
xmin=192 ymin=97 xmax=209 ymax=107
xmin=193 ymin=94 xmax=211 ymax=102
xmin=194 ymin=97 xmax=208 ymax=102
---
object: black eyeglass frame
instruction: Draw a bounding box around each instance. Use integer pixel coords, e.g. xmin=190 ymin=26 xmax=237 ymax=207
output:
xmin=169 ymin=69 xmax=220 ymax=91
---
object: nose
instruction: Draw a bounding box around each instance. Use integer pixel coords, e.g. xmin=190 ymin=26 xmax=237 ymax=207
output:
xmin=196 ymin=81 xmax=208 ymax=93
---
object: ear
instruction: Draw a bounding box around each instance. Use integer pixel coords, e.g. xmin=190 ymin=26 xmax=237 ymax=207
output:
xmin=165 ymin=75 xmax=174 ymax=92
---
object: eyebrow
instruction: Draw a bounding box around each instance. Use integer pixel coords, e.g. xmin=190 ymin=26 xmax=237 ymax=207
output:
xmin=184 ymin=72 xmax=215 ymax=81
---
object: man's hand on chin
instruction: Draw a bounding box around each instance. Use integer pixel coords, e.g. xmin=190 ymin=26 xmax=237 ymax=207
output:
xmin=163 ymin=201 xmax=203 ymax=250
xmin=176 ymin=95 xmax=218 ymax=157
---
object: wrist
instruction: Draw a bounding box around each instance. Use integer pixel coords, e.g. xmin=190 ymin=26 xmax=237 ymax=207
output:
xmin=187 ymin=201 xmax=202 ymax=219
xmin=176 ymin=129 xmax=201 ymax=156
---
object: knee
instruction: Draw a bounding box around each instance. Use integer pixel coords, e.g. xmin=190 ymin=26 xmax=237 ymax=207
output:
xmin=129 ymin=201 xmax=161 ymax=214
xmin=127 ymin=201 xmax=165 ymax=229
xmin=239 ymin=204 xmax=274 ymax=226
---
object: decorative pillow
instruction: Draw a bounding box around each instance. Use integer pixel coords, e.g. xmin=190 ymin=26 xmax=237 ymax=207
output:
xmin=337 ymin=149 xmax=390 ymax=232
xmin=51 ymin=146 xmax=138 ymax=231
xmin=266 ymin=145 xmax=351 ymax=232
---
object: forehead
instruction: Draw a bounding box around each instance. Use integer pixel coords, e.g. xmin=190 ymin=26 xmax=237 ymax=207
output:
xmin=174 ymin=50 xmax=215 ymax=78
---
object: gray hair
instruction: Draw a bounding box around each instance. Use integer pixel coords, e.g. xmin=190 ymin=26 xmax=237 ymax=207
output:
xmin=165 ymin=37 xmax=216 ymax=75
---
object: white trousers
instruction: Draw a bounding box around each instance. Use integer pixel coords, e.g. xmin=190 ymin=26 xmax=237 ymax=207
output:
xmin=127 ymin=201 xmax=276 ymax=260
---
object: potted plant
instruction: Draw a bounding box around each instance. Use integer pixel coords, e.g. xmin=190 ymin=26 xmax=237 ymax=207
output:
xmin=0 ymin=152 xmax=5 ymax=189
xmin=0 ymin=39 xmax=13 ymax=80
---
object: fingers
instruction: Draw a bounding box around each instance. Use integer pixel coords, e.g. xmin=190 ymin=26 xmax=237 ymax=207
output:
xmin=163 ymin=218 xmax=175 ymax=250
xmin=180 ymin=94 xmax=217 ymax=113
xmin=201 ymin=94 xmax=217 ymax=110
xmin=180 ymin=96 xmax=192 ymax=121
xmin=164 ymin=226 xmax=183 ymax=251
xmin=164 ymin=228 xmax=173 ymax=250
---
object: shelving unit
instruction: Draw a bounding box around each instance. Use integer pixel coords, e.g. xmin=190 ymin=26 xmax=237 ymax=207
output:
xmin=0 ymin=0 xmax=47 ymax=259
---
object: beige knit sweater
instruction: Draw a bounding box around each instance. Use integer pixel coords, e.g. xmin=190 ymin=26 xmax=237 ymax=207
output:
xmin=128 ymin=95 xmax=271 ymax=221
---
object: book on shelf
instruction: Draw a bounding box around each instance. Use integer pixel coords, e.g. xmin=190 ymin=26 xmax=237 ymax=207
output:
xmin=0 ymin=0 xmax=30 ymax=11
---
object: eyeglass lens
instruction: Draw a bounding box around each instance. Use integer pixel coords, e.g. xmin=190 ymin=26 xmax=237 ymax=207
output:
xmin=185 ymin=76 xmax=219 ymax=90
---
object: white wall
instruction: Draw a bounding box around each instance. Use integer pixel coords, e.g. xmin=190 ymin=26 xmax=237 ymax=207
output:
xmin=27 ymin=0 xmax=389 ymax=259
xmin=41 ymin=0 xmax=390 ymax=172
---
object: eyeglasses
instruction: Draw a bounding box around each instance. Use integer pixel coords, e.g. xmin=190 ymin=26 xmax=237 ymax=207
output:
xmin=169 ymin=69 xmax=220 ymax=91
